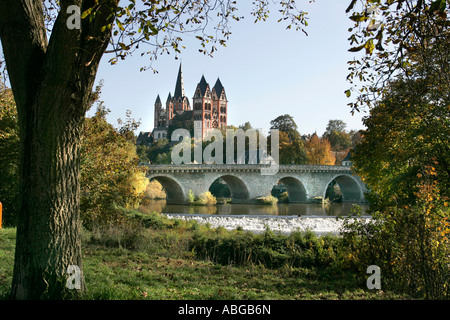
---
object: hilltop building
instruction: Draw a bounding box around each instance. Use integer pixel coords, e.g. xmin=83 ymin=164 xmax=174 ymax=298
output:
xmin=138 ymin=64 xmax=228 ymax=145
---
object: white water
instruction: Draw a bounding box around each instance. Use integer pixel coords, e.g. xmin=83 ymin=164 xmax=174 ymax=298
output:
xmin=163 ymin=214 xmax=371 ymax=236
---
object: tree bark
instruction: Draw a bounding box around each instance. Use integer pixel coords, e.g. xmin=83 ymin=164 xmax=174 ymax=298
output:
xmin=0 ymin=0 xmax=117 ymax=299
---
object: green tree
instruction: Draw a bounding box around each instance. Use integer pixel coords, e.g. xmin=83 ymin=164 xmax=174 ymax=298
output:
xmin=349 ymin=129 xmax=363 ymax=149
xmin=81 ymin=104 xmax=148 ymax=228
xmin=324 ymin=119 xmax=347 ymax=134
xmin=136 ymin=144 xmax=151 ymax=163
xmin=322 ymin=119 xmax=352 ymax=164
xmin=146 ymin=138 xmax=172 ymax=164
xmin=346 ymin=0 xmax=450 ymax=112
xmin=0 ymin=0 xmax=309 ymax=298
xmin=353 ymin=78 xmax=449 ymax=209
xmin=0 ymin=83 xmax=20 ymax=226
xmin=270 ymin=114 xmax=307 ymax=165
xmin=323 ymin=120 xmax=352 ymax=152
xmin=270 ymin=114 xmax=301 ymax=142
xmin=322 ymin=120 xmax=352 ymax=164
xmin=238 ymin=121 xmax=252 ymax=131
xmin=167 ymin=111 xmax=194 ymax=139
xmin=345 ymin=30 xmax=450 ymax=298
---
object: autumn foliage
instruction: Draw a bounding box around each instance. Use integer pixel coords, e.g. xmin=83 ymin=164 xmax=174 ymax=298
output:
xmin=304 ymin=133 xmax=336 ymax=166
xmin=80 ymin=105 xmax=148 ymax=228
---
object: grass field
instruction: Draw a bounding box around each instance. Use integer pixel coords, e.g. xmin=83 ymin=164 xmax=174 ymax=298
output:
xmin=0 ymin=211 xmax=406 ymax=300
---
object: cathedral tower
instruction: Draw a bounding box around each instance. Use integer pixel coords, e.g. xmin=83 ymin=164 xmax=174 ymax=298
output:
xmin=171 ymin=63 xmax=190 ymax=117
xmin=193 ymin=75 xmax=212 ymax=138
xmin=212 ymin=78 xmax=227 ymax=129
xmin=153 ymin=94 xmax=162 ymax=128
xmin=151 ymin=64 xmax=227 ymax=142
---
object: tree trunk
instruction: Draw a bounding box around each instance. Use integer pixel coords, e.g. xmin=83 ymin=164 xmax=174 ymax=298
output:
xmin=0 ymin=0 xmax=117 ymax=299
xmin=11 ymin=88 xmax=86 ymax=299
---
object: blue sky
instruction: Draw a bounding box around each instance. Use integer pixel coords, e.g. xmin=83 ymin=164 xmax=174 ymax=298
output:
xmin=92 ymin=0 xmax=368 ymax=136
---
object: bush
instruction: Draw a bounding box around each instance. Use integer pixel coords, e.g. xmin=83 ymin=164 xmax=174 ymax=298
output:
xmin=188 ymin=190 xmax=217 ymax=206
xmin=80 ymin=105 xmax=147 ymax=229
xmin=279 ymin=191 xmax=289 ymax=203
xmin=125 ymin=209 xmax=171 ymax=230
xmin=190 ymin=227 xmax=344 ymax=270
xmin=145 ymin=180 xmax=166 ymax=200
xmin=256 ymin=195 xmax=278 ymax=205
xmin=88 ymin=221 xmax=144 ymax=250
xmin=340 ymin=200 xmax=450 ymax=299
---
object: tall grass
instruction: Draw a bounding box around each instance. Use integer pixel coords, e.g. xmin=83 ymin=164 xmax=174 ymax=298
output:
xmin=190 ymin=227 xmax=343 ymax=270
xmin=84 ymin=208 xmax=347 ymax=272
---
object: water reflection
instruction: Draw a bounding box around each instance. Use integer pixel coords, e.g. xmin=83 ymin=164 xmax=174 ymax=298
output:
xmin=140 ymin=200 xmax=367 ymax=216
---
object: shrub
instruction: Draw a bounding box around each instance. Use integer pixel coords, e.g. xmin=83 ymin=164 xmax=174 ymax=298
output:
xmin=340 ymin=199 xmax=450 ymax=299
xmin=279 ymin=191 xmax=289 ymax=203
xmin=125 ymin=209 xmax=170 ymax=230
xmin=189 ymin=227 xmax=344 ymax=270
xmin=256 ymin=195 xmax=278 ymax=205
xmin=188 ymin=190 xmax=217 ymax=206
xmin=145 ymin=180 xmax=166 ymax=199
xmin=187 ymin=190 xmax=195 ymax=204
xmin=88 ymin=221 xmax=144 ymax=250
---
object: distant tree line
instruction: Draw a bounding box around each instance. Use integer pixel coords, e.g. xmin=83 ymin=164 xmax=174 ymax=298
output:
xmin=137 ymin=114 xmax=362 ymax=166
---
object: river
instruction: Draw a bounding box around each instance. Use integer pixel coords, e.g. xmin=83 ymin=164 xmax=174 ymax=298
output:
xmin=140 ymin=199 xmax=368 ymax=217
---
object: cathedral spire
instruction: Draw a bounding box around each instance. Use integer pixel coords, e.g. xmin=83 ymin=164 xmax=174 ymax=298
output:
xmin=155 ymin=94 xmax=161 ymax=105
xmin=173 ymin=63 xmax=185 ymax=99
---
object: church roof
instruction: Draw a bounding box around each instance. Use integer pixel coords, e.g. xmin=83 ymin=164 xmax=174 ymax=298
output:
xmin=166 ymin=92 xmax=172 ymax=103
xmin=155 ymin=94 xmax=161 ymax=105
xmin=213 ymin=78 xmax=225 ymax=99
xmin=197 ymin=75 xmax=209 ymax=97
xmin=173 ymin=63 xmax=186 ymax=99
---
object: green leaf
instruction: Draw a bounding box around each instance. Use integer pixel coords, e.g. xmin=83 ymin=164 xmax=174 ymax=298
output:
xmin=348 ymin=44 xmax=365 ymax=52
xmin=345 ymin=90 xmax=352 ymax=98
xmin=81 ymin=7 xmax=93 ymax=19
xmin=346 ymin=0 xmax=357 ymax=13
xmin=430 ymin=0 xmax=447 ymax=13
xmin=364 ymin=39 xmax=375 ymax=55
xmin=118 ymin=42 xmax=128 ymax=50
xmin=116 ymin=19 xmax=124 ymax=31
xmin=350 ymin=14 xmax=368 ymax=23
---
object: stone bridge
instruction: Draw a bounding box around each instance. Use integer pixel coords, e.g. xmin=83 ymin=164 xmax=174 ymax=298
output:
xmin=146 ymin=164 xmax=367 ymax=204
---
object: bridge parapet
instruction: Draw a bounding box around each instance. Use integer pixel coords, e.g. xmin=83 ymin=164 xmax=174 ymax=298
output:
xmin=146 ymin=164 xmax=354 ymax=174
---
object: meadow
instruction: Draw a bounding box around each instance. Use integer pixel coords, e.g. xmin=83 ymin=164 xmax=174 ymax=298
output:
xmin=0 ymin=211 xmax=406 ymax=300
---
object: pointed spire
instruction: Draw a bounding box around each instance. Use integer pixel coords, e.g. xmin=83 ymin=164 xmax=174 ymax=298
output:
xmin=166 ymin=92 xmax=172 ymax=103
xmin=155 ymin=94 xmax=161 ymax=105
xmin=197 ymin=75 xmax=209 ymax=96
xmin=173 ymin=63 xmax=185 ymax=99
xmin=213 ymin=78 xmax=224 ymax=97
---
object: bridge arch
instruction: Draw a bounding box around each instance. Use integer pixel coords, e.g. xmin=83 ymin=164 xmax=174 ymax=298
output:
xmin=323 ymin=174 xmax=363 ymax=202
xmin=209 ymin=175 xmax=249 ymax=200
xmin=274 ymin=176 xmax=308 ymax=202
xmin=148 ymin=175 xmax=185 ymax=204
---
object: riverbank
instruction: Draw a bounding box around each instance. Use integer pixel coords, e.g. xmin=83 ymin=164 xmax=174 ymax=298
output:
xmin=0 ymin=222 xmax=401 ymax=300
xmin=163 ymin=214 xmax=371 ymax=236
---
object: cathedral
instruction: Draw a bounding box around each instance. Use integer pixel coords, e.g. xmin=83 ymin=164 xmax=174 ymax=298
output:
xmin=149 ymin=63 xmax=228 ymax=142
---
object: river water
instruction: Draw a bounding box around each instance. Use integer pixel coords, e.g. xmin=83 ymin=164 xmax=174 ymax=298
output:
xmin=140 ymin=200 xmax=367 ymax=217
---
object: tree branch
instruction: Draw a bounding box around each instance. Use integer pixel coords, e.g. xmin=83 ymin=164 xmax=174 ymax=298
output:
xmin=0 ymin=0 xmax=48 ymax=110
